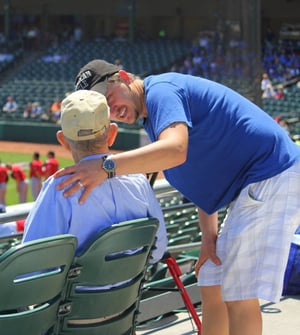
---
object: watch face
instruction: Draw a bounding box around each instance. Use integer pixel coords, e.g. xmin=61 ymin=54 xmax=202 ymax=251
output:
xmin=103 ymin=159 xmax=116 ymax=171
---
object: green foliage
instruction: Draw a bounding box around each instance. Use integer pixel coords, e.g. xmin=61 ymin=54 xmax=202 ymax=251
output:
xmin=0 ymin=152 xmax=73 ymax=206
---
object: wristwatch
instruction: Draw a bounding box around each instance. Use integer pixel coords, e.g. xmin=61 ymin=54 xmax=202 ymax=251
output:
xmin=102 ymin=156 xmax=116 ymax=178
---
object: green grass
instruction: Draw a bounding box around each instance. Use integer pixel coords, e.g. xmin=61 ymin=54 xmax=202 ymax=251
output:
xmin=0 ymin=152 xmax=73 ymax=206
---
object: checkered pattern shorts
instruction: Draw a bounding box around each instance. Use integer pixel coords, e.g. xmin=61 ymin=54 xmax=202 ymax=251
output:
xmin=198 ymin=160 xmax=300 ymax=303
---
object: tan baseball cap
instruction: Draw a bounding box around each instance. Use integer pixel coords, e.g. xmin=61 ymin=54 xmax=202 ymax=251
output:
xmin=61 ymin=90 xmax=110 ymax=141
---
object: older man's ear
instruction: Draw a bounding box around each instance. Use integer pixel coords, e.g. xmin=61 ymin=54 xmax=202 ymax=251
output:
xmin=56 ymin=130 xmax=71 ymax=151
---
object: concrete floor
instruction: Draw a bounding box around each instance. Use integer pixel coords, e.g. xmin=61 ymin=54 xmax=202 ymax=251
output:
xmin=136 ymin=295 xmax=300 ymax=335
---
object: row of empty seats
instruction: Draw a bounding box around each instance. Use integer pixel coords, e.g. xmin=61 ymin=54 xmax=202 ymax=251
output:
xmin=0 ymin=39 xmax=192 ymax=120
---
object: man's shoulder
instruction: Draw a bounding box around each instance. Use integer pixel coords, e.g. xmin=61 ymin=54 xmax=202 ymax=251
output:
xmin=42 ymin=175 xmax=79 ymax=202
xmin=114 ymin=173 xmax=148 ymax=183
xmin=109 ymin=174 xmax=152 ymax=190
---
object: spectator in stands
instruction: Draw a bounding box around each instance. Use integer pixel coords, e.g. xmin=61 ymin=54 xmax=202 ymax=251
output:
xmin=56 ymin=59 xmax=300 ymax=335
xmin=40 ymin=104 xmax=52 ymax=121
xmin=275 ymin=87 xmax=285 ymax=100
xmin=114 ymin=58 xmax=123 ymax=69
xmin=29 ymin=151 xmax=43 ymax=200
xmin=2 ymin=96 xmax=18 ymax=116
xmin=50 ymin=97 xmax=62 ymax=123
xmin=0 ymin=160 xmax=9 ymax=213
xmin=262 ymin=84 xmax=276 ymax=99
xmin=30 ymin=101 xmax=43 ymax=119
xmin=23 ymin=102 xmax=33 ymax=118
xmin=262 ymin=42 xmax=300 ymax=83
xmin=22 ymin=89 xmax=168 ymax=261
xmin=43 ymin=150 xmax=59 ymax=179
xmin=261 ymin=72 xmax=276 ymax=98
xmin=7 ymin=163 xmax=28 ymax=203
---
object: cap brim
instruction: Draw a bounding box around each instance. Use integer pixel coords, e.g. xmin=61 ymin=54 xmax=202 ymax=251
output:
xmin=90 ymin=81 xmax=108 ymax=95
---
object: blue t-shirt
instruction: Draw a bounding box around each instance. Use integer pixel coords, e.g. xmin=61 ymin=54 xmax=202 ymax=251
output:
xmin=143 ymin=73 xmax=300 ymax=214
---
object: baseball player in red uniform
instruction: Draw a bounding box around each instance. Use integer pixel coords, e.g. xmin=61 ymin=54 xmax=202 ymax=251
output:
xmin=7 ymin=164 xmax=28 ymax=203
xmin=0 ymin=162 xmax=9 ymax=212
xmin=43 ymin=151 xmax=59 ymax=179
xmin=29 ymin=152 xmax=43 ymax=200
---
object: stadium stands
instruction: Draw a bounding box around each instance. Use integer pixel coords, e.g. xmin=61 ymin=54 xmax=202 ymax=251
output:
xmin=1 ymin=35 xmax=299 ymax=139
xmin=0 ymin=38 xmax=191 ymax=123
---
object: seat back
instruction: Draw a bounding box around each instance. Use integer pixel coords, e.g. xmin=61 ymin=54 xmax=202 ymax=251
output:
xmin=0 ymin=234 xmax=77 ymax=335
xmin=59 ymin=217 xmax=159 ymax=335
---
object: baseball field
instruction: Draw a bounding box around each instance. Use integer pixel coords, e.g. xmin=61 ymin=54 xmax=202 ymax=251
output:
xmin=0 ymin=141 xmax=73 ymax=205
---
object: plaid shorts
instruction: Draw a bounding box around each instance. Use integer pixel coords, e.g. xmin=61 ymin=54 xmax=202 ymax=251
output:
xmin=198 ymin=160 xmax=300 ymax=303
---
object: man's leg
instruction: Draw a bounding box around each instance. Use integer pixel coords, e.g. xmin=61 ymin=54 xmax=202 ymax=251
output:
xmin=226 ymin=298 xmax=262 ymax=335
xmin=200 ymin=285 xmax=229 ymax=335
xmin=19 ymin=181 xmax=28 ymax=203
xmin=0 ymin=184 xmax=6 ymax=204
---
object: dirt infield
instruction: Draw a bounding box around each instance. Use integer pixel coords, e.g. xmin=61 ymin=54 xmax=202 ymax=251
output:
xmin=0 ymin=140 xmax=72 ymax=159
xmin=0 ymin=141 xmax=124 ymax=159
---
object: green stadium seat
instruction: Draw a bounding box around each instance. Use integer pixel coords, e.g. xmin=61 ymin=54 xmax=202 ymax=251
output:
xmin=0 ymin=235 xmax=77 ymax=335
xmin=58 ymin=217 xmax=159 ymax=335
